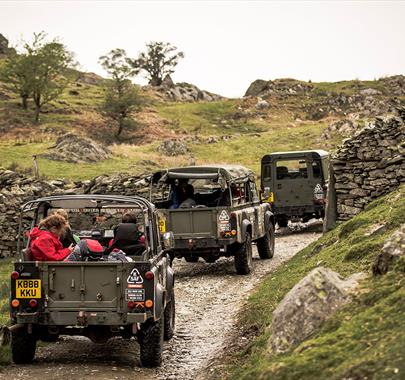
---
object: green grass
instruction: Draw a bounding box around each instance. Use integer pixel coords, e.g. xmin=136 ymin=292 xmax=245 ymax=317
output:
xmin=225 ymin=185 xmax=405 ymax=380
xmin=156 ymin=99 xmax=267 ymax=135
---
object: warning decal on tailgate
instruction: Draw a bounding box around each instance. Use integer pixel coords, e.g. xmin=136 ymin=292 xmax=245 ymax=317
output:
xmin=218 ymin=210 xmax=230 ymax=222
xmin=127 ymin=268 xmax=143 ymax=284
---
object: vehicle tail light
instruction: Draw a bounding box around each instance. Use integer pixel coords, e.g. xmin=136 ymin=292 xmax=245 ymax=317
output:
xmin=29 ymin=299 xmax=38 ymax=308
xmin=127 ymin=301 xmax=136 ymax=309
xmin=11 ymin=271 xmax=19 ymax=280
xmin=145 ymin=300 xmax=153 ymax=308
xmin=231 ymin=230 xmax=237 ymax=236
xmin=230 ymin=212 xmax=236 ymax=219
xmin=11 ymin=299 xmax=20 ymax=308
xmin=145 ymin=271 xmax=154 ymax=281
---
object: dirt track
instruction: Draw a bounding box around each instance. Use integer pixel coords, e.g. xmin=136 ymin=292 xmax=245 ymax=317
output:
xmin=1 ymin=224 xmax=321 ymax=380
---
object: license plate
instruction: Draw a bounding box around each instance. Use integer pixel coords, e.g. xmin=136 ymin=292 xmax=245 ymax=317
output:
xmin=16 ymin=279 xmax=41 ymax=298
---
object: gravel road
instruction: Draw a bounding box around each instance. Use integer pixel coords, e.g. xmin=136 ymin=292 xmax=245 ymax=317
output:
xmin=2 ymin=224 xmax=321 ymax=380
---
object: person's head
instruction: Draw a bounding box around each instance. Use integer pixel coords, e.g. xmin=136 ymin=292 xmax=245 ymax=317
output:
xmin=39 ymin=214 xmax=68 ymax=237
xmin=122 ymin=212 xmax=138 ymax=224
xmin=54 ymin=209 xmax=69 ymax=221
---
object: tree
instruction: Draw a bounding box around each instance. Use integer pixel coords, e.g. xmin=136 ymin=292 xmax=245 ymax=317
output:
xmin=99 ymin=49 xmax=143 ymax=137
xmin=28 ymin=33 xmax=74 ymax=122
xmin=0 ymin=32 xmax=74 ymax=122
xmin=131 ymin=42 xmax=184 ymax=86
xmin=0 ymin=51 xmax=33 ymax=109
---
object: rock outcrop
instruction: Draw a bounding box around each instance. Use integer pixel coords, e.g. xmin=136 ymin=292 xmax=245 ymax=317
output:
xmin=331 ymin=108 xmax=405 ymax=220
xmin=41 ymin=133 xmax=111 ymax=163
xmin=151 ymin=75 xmax=222 ymax=102
xmin=268 ymin=267 xmax=364 ymax=354
xmin=372 ymin=224 xmax=405 ymax=275
xmin=0 ymin=34 xmax=8 ymax=55
xmin=245 ymin=78 xmax=313 ymax=97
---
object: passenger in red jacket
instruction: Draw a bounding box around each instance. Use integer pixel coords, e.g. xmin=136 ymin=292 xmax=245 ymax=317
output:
xmin=29 ymin=214 xmax=74 ymax=261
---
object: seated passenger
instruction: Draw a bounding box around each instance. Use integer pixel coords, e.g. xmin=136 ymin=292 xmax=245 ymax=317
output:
xmin=108 ymin=212 xmax=145 ymax=255
xmin=29 ymin=214 xmax=74 ymax=261
xmin=179 ymin=184 xmax=197 ymax=208
xmin=52 ymin=208 xmax=78 ymax=248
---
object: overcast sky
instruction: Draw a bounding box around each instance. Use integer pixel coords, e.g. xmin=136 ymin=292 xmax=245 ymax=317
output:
xmin=1 ymin=0 xmax=404 ymax=97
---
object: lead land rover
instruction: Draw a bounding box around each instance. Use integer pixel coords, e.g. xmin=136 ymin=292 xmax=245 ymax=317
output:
xmin=9 ymin=195 xmax=175 ymax=367
xmin=145 ymin=165 xmax=275 ymax=274
xmin=261 ymin=150 xmax=329 ymax=227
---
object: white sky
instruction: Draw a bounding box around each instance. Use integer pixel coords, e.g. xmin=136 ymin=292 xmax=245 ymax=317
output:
xmin=1 ymin=0 xmax=404 ymax=97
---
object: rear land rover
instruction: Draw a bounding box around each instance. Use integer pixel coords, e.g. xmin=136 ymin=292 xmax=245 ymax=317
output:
xmin=261 ymin=150 xmax=329 ymax=227
xmin=9 ymin=195 xmax=175 ymax=367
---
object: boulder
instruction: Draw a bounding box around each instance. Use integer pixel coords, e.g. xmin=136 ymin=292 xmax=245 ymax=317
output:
xmin=372 ymin=224 xmax=405 ymax=275
xmin=158 ymin=139 xmax=189 ymax=156
xmin=255 ymin=98 xmax=270 ymax=110
xmin=268 ymin=267 xmax=364 ymax=354
xmin=41 ymin=133 xmax=111 ymax=163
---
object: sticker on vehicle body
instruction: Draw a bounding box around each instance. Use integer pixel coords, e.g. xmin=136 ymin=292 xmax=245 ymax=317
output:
xmin=218 ymin=210 xmax=230 ymax=221
xmin=219 ymin=223 xmax=231 ymax=231
xmin=127 ymin=268 xmax=143 ymax=284
xmin=125 ymin=288 xmax=145 ymax=301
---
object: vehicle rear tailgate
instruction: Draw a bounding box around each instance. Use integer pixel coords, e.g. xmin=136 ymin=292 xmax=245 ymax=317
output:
xmin=166 ymin=208 xmax=218 ymax=238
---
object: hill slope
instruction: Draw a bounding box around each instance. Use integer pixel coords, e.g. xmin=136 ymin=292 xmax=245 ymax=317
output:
xmin=219 ymin=185 xmax=405 ymax=380
xmin=0 ymin=68 xmax=404 ymax=180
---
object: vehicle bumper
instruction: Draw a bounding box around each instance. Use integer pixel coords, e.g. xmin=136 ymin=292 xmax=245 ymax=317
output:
xmin=274 ymin=205 xmax=324 ymax=217
xmin=16 ymin=311 xmax=150 ymax=326
xmin=174 ymin=237 xmax=236 ymax=251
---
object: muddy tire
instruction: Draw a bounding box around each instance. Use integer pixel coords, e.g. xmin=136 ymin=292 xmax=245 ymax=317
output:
xmin=11 ymin=326 xmax=37 ymax=364
xmin=184 ymin=255 xmax=199 ymax=263
xmin=139 ymin=318 xmax=164 ymax=367
xmin=234 ymin=233 xmax=253 ymax=275
xmin=257 ymin=223 xmax=275 ymax=259
xmin=164 ymin=292 xmax=175 ymax=341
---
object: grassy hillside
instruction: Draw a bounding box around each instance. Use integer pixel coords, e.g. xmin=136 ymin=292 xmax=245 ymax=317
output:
xmin=221 ymin=185 xmax=405 ymax=380
xmin=0 ymin=69 xmax=403 ymax=180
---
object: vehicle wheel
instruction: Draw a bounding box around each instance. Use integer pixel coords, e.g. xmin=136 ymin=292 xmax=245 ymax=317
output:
xmin=164 ymin=292 xmax=175 ymax=341
xmin=184 ymin=255 xmax=199 ymax=263
xmin=277 ymin=218 xmax=288 ymax=228
xmin=234 ymin=233 xmax=253 ymax=275
xmin=257 ymin=223 xmax=275 ymax=259
xmin=11 ymin=326 xmax=37 ymax=364
xmin=139 ymin=318 xmax=164 ymax=367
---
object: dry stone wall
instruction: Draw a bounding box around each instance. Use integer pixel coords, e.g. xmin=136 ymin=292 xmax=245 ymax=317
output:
xmin=331 ymin=108 xmax=405 ymax=221
xmin=0 ymin=170 xmax=146 ymax=257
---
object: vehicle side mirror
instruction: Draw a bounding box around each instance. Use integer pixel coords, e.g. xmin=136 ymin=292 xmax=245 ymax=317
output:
xmin=162 ymin=231 xmax=175 ymax=250
xmin=263 ymin=187 xmax=271 ymax=199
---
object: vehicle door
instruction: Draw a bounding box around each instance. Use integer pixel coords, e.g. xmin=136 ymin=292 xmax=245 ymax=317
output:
xmin=272 ymin=158 xmax=315 ymax=209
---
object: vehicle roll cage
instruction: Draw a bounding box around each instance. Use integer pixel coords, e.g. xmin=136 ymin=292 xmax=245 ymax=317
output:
xmin=18 ymin=194 xmax=157 ymax=259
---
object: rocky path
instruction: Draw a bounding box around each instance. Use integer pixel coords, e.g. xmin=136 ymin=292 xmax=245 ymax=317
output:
xmin=1 ymin=225 xmax=321 ymax=380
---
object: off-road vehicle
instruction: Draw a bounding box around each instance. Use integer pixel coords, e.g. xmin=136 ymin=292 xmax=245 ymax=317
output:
xmin=261 ymin=150 xmax=329 ymax=227
xmin=9 ymin=195 xmax=175 ymax=367
xmin=146 ymin=165 xmax=275 ymax=274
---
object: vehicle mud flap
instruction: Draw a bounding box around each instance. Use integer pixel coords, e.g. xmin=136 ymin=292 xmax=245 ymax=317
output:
xmin=154 ymin=283 xmax=164 ymax=320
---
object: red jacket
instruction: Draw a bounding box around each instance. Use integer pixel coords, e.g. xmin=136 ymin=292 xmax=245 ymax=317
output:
xmin=29 ymin=227 xmax=71 ymax=261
